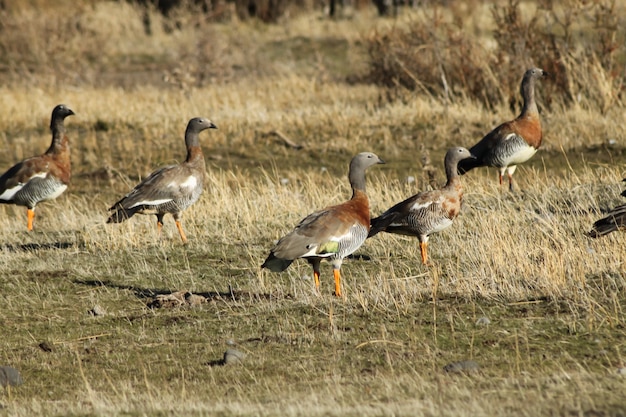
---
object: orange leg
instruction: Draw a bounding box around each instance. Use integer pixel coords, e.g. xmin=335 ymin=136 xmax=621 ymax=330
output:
xmin=507 ymin=173 xmax=515 ymax=192
xmin=333 ymin=269 xmax=342 ymax=297
xmin=420 ymin=241 xmax=428 ymax=265
xmin=157 ymin=220 xmax=164 ymax=237
xmin=175 ymin=220 xmax=188 ymax=244
xmin=309 ymin=259 xmax=322 ymax=294
xmin=27 ymin=208 xmax=35 ymax=231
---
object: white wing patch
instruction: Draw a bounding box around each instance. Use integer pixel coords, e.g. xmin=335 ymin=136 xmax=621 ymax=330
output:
xmin=301 ymin=235 xmax=343 ymax=259
xmin=177 ymin=176 xmax=198 ymax=189
xmin=0 ymin=184 xmax=24 ymax=201
xmin=410 ymin=199 xmax=439 ymax=212
xmin=0 ymin=172 xmax=47 ymax=201
xmin=301 ymin=244 xmax=320 ymax=258
xmin=130 ymin=198 xmax=173 ymax=209
xmin=30 ymin=172 xmax=48 ymax=180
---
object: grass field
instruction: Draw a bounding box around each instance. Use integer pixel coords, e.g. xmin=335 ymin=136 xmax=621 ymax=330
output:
xmin=1 ymin=1 xmax=626 ymax=416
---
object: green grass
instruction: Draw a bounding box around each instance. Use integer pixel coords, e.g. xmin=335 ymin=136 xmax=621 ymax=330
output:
xmin=1 ymin=1 xmax=626 ymax=416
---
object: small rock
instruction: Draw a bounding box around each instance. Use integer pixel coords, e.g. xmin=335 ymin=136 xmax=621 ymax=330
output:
xmin=223 ymin=349 xmax=246 ymax=365
xmin=88 ymin=305 xmax=106 ymax=317
xmin=280 ymin=178 xmax=289 ymax=186
xmin=475 ymin=316 xmax=491 ymax=327
xmin=0 ymin=366 xmax=23 ymax=387
xmin=617 ymin=367 xmax=626 ymax=376
xmin=444 ymin=360 xmax=480 ymax=374
xmin=406 ymin=176 xmax=415 ymax=184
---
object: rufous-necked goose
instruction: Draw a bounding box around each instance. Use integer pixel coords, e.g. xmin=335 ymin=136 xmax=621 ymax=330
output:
xmin=369 ymin=147 xmax=474 ymax=265
xmin=262 ymin=152 xmax=385 ymax=297
xmin=107 ymin=117 xmax=217 ymax=243
xmin=458 ymin=68 xmax=547 ymax=191
xmin=588 ymin=179 xmax=626 ymax=238
xmin=0 ymin=104 xmax=75 ymax=231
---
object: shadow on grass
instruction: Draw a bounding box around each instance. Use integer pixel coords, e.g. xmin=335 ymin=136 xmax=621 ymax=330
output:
xmin=347 ymin=253 xmax=371 ymax=261
xmin=205 ymin=359 xmax=226 ymax=367
xmin=73 ymin=279 xmax=276 ymax=303
xmin=0 ymin=241 xmax=75 ymax=252
xmin=73 ymin=279 xmax=173 ymax=299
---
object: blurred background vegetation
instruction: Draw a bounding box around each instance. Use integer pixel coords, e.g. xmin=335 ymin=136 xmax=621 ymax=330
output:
xmin=0 ymin=0 xmax=623 ymax=112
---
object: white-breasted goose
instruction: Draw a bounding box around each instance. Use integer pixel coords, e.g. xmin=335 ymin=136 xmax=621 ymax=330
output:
xmin=0 ymin=104 xmax=75 ymax=231
xmin=369 ymin=147 xmax=474 ymax=265
xmin=458 ymin=68 xmax=547 ymax=191
xmin=107 ymin=117 xmax=217 ymax=243
xmin=588 ymin=179 xmax=626 ymax=238
xmin=262 ymin=152 xmax=385 ymax=297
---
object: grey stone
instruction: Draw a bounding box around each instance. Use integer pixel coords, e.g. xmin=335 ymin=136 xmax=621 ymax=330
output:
xmin=444 ymin=360 xmax=480 ymax=374
xmin=0 ymin=366 xmax=23 ymax=387
xmin=475 ymin=316 xmax=491 ymax=326
xmin=89 ymin=304 xmax=106 ymax=316
xmin=223 ymin=349 xmax=246 ymax=365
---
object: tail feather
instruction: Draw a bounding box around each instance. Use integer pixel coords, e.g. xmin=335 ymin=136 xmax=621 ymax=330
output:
xmin=261 ymin=252 xmax=294 ymax=272
xmin=588 ymin=205 xmax=626 ymax=238
xmin=368 ymin=214 xmax=395 ymax=238
xmin=368 ymin=218 xmax=383 ymax=238
xmin=107 ymin=206 xmax=137 ymax=223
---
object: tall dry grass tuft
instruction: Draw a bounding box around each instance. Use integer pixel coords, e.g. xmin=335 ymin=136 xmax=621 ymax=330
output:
xmin=366 ymin=160 xmax=626 ymax=304
xmin=363 ymin=0 xmax=626 ymax=113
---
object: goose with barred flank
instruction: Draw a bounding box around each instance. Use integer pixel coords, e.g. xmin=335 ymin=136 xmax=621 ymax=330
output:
xmin=107 ymin=117 xmax=217 ymax=243
xmin=369 ymin=147 xmax=475 ymax=265
xmin=0 ymin=104 xmax=75 ymax=231
xmin=458 ymin=68 xmax=547 ymax=191
xmin=262 ymin=152 xmax=385 ymax=297
xmin=588 ymin=179 xmax=626 ymax=238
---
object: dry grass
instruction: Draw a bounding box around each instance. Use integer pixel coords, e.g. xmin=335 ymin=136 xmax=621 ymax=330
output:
xmin=0 ymin=1 xmax=626 ymax=416
xmin=363 ymin=0 xmax=626 ymax=114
